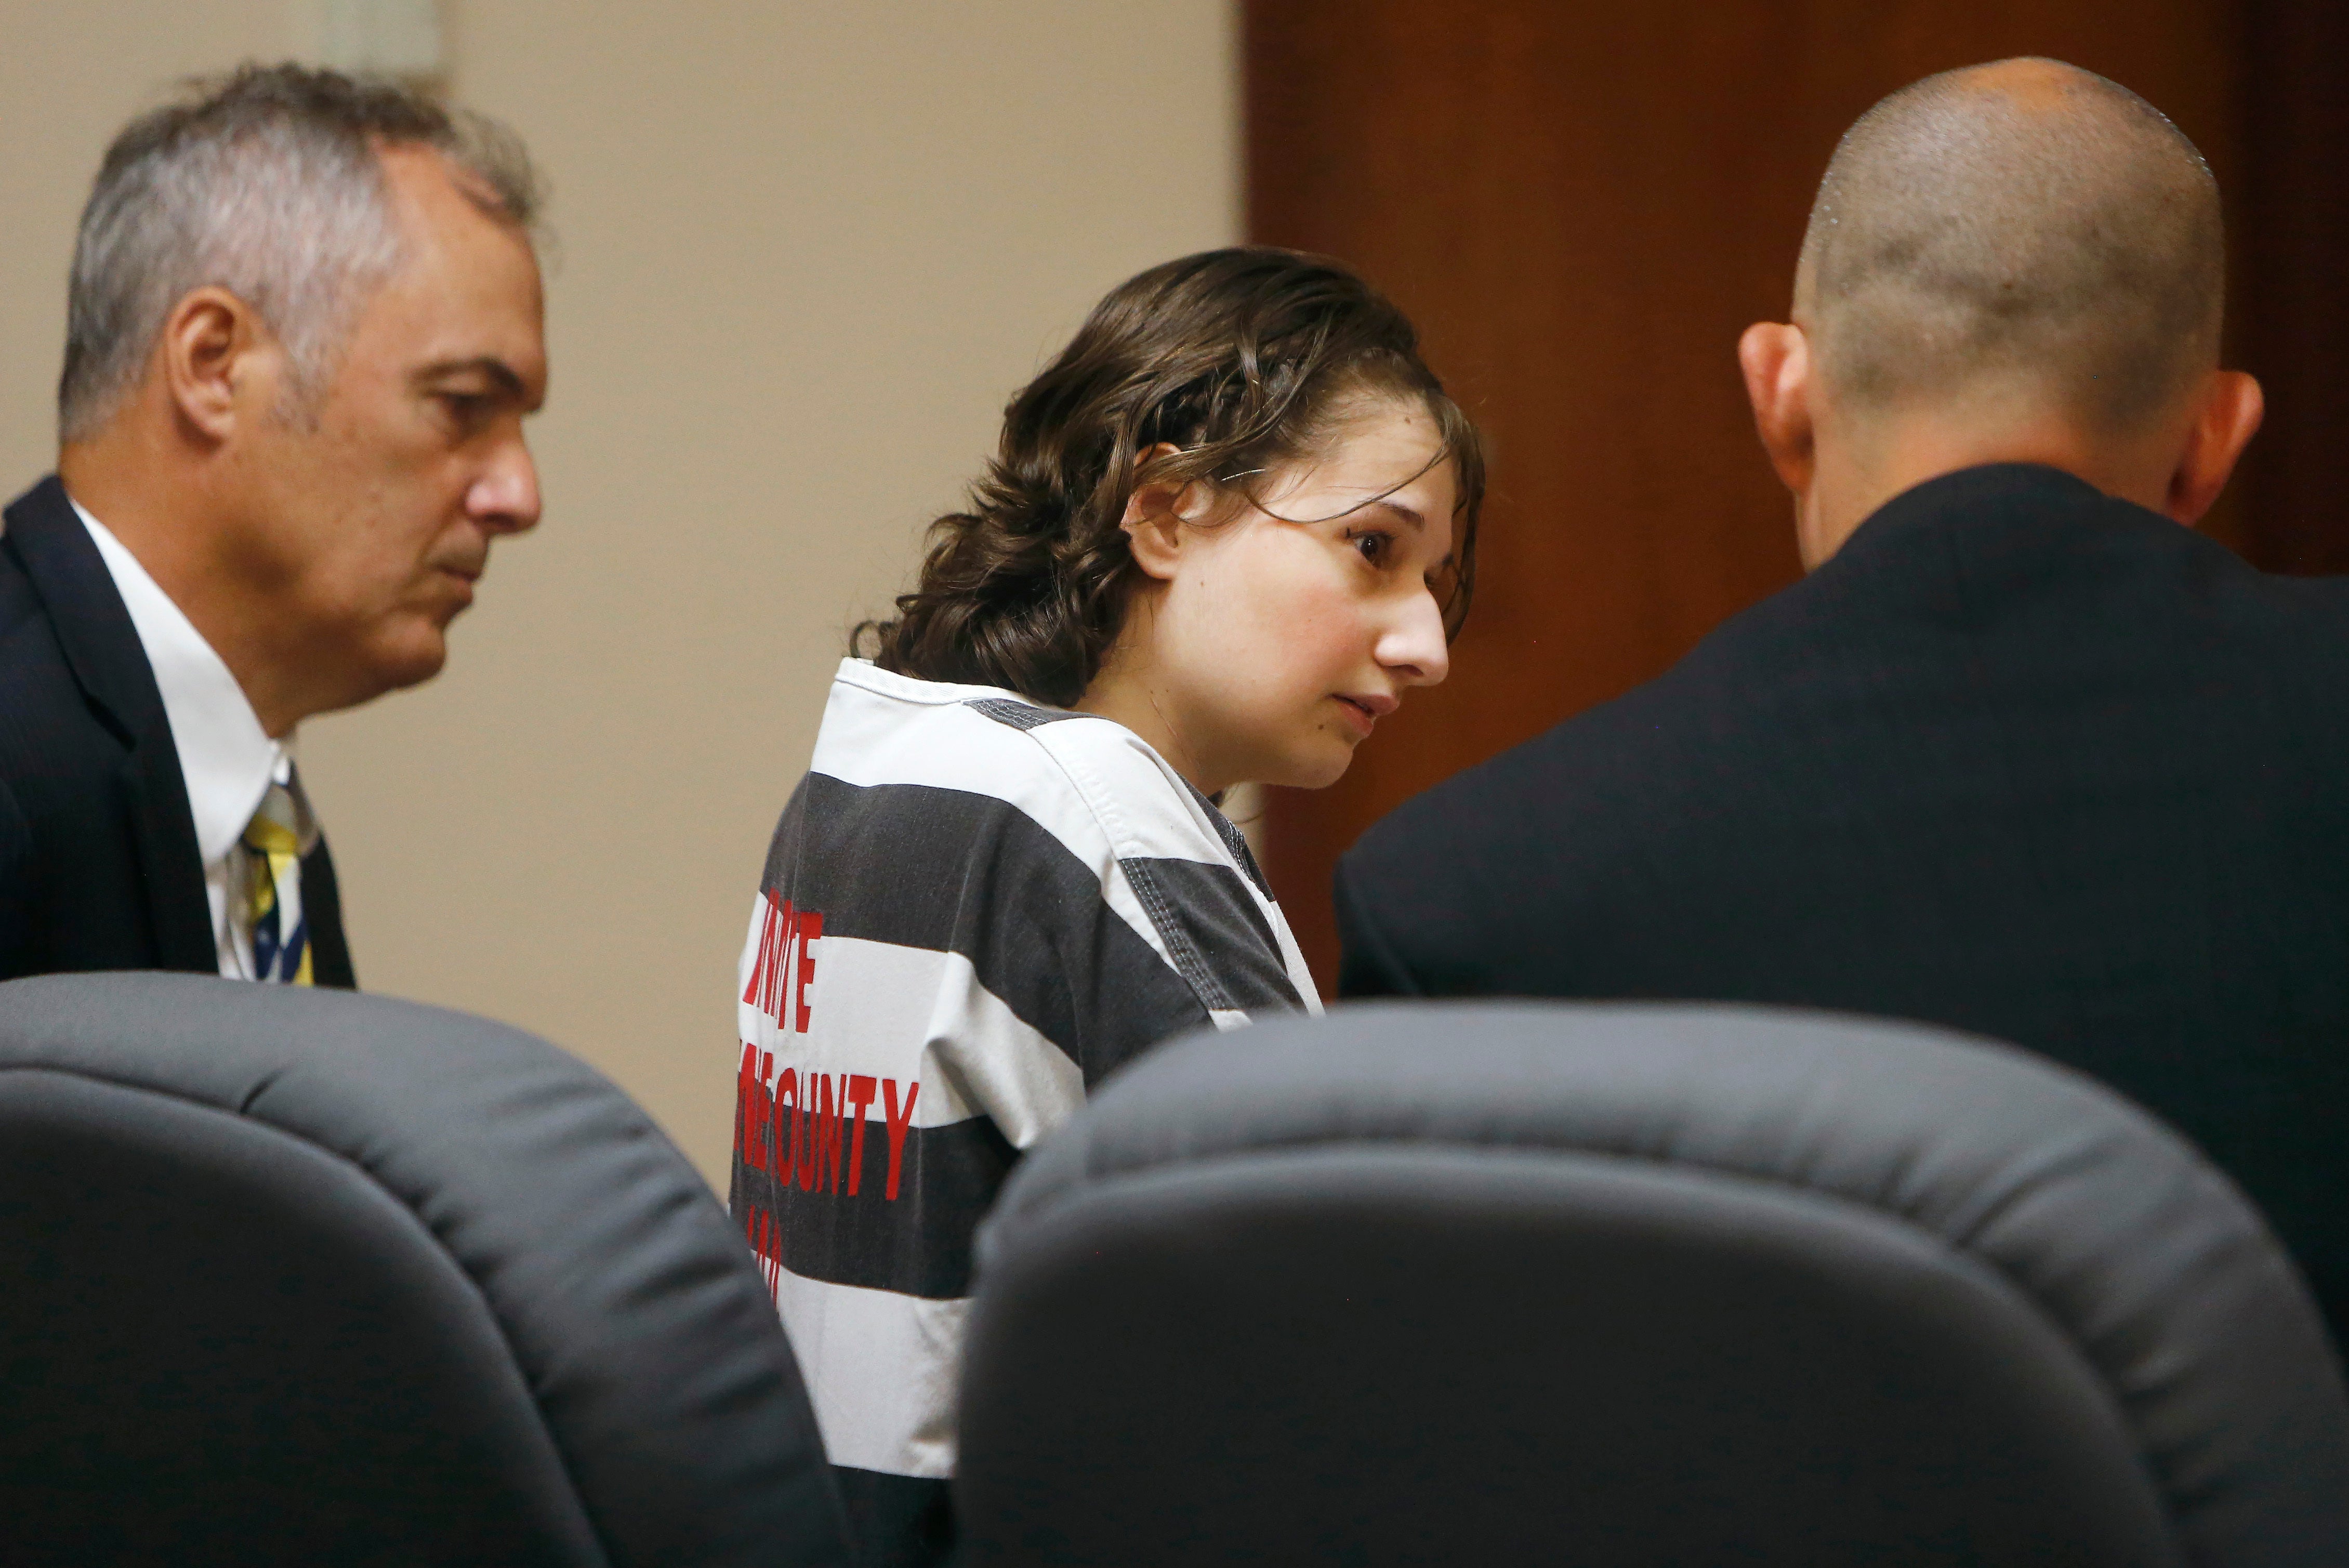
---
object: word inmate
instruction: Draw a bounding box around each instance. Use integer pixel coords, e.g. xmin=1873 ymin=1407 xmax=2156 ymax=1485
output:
xmin=735 ymin=1044 xmax=920 ymax=1201
xmin=744 ymin=892 xmax=821 ymax=1032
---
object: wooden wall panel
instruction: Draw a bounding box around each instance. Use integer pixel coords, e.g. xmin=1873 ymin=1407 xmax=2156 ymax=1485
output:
xmin=2235 ymin=0 xmax=2349 ymax=572
xmin=1247 ymin=0 xmax=2254 ymax=994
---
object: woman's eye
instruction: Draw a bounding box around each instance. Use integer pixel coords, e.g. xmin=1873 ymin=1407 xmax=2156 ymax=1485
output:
xmin=1350 ymin=530 xmax=1392 ymax=565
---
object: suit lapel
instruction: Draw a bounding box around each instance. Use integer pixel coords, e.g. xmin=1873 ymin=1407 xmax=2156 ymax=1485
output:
xmin=301 ymin=837 xmax=358 ymax=989
xmin=120 ymin=713 xmax=221 ymax=971
xmin=5 ymin=476 xmax=218 ymax=973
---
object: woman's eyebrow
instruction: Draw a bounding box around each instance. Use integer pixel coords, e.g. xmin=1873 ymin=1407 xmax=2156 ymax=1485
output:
xmin=1371 ymin=498 xmax=1428 ymax=531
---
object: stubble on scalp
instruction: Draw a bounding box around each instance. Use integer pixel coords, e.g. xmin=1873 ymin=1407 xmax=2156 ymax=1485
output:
xmin=1796 ymin=58 xmax=2224 ymax=431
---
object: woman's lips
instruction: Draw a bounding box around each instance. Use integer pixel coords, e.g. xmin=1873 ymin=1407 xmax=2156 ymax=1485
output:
xmin=1334 ymin=694 xmax=1389 ymax=739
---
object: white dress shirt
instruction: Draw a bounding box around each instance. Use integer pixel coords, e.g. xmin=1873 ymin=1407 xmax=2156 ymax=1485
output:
xmin=73 ymin=497 xmax=289 ymax=980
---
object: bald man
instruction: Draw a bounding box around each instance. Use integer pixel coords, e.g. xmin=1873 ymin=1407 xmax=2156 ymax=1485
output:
xmin=1337 ymin=61 xmax=2349 ymax=1337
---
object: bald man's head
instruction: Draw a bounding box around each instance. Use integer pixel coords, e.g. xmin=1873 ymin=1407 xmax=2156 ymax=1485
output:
xmin=1798 ymin=59 xmax=2223 ymax=431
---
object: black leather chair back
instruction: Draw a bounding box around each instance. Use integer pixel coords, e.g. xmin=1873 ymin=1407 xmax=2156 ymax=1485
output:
xmin=0 ymin=972 xmax=849 ymax=1567
xmin=958 ymin=1003 xmax=2349 ymax=1566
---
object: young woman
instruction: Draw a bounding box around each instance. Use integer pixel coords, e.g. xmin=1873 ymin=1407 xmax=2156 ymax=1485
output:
xmin=729 ymin=246 xmax=1483 ymax=1564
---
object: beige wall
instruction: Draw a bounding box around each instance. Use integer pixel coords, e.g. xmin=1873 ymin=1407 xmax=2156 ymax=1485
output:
xmin=0 ymin=3 xmax=1240 ymax=1183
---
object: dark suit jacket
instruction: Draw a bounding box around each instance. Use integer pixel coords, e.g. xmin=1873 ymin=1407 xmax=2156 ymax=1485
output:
xmin=1 ymin=476 xmax=354 ymax=986
xmin=1338 ymin=463 xmax=2349 ymax=1338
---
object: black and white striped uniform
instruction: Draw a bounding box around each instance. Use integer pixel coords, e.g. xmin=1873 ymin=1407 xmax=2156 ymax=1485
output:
xmin=730 ymin=658 xmax=1318 ymax=1564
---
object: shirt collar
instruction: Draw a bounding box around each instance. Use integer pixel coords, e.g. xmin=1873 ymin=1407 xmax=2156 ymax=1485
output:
xmin=72 ymin=497 xmax=287 ymax=871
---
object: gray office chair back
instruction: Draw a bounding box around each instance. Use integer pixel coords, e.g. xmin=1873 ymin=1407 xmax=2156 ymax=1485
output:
xmin=958 ymin=1003 xmax=2349 ymax=1566
xmin=0 ymin=972 xmax=849 ymax=1567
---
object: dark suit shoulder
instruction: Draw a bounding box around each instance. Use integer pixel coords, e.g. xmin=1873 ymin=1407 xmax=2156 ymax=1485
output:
xmin=1 ymin=520 xmax=57 ymax=659
xmin=0 ymin=516 xmax=130 ymax=788
xmin=1342 ymin=464 xmax=2349 ymax=997
xmin=0 ymin=478 xmax=210 ymax=980
xmin=1339 ymin=649 xmax=1711 ymax=996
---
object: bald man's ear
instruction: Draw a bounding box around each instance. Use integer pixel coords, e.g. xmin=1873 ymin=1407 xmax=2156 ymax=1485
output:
xmin=1739 ymin=322 xmax=1816 ymax=497
xmin=2165 ymin=371 xmax=2264 ymax=527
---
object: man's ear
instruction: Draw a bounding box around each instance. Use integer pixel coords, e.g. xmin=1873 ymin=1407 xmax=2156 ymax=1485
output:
xmin=2164 ymin=370 xmax=2264 ymax=526
xmin=1738 ymin=321 xmax=1817 ymax=497
xmin=1119 ymin=442 xmax=1193 ymax=584
xmin=158 ymin=286 xmax=272 ymax=445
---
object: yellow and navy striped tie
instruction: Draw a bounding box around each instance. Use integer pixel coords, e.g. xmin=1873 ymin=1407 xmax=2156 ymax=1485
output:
xmin=243 ymin=766 xmax=317 ymax=986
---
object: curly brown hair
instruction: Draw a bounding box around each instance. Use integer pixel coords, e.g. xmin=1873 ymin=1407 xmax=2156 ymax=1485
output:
xmin=856 ymin=246 xmax=1485 ymax=706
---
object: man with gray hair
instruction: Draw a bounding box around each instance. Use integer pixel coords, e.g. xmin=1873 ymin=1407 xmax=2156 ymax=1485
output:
xmin=1 ymin=64 xmax=547 ymax=986
xmin=1339 ymin=60 xmax=2349 ymax=1338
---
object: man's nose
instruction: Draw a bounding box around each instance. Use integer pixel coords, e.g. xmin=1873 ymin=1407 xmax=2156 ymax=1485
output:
xmin=468 ymin=438 xmax=542 ymax=535
xmin=1378 ymin=588 xmax=1453 ymax=688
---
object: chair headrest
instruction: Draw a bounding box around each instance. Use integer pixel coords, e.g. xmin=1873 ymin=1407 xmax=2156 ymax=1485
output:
xmin=0 ymin=970 xmax=846 ymax=1567
xmin=984 ymin=1000 xmax=2349 ymax=1559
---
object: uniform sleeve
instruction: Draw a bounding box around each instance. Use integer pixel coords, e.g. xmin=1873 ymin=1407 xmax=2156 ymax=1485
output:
xmin=1111 ymin=850 xmax=1306 ymax=1025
